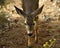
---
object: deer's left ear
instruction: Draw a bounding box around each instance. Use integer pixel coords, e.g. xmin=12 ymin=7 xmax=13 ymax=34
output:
xmin=31 ymin=5 xmax=44 ymax=16
xmin=14 ymin=6 xmax=27 ymax=17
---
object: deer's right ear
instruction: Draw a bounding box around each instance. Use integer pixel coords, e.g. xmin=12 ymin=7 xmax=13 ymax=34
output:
xmin=14 ymin=6 xmax=27 ymax=17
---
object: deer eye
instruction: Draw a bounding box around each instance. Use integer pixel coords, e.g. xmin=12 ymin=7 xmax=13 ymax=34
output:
xmin=33 ymin=21 xmax=36 ymax=25
xmin=32 ymin=23 xmax=35 ymax=25
xmin=24 ymin=23 xmax=27 ymax=25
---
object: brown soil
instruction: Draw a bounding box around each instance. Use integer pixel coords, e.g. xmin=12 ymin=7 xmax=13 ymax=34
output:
xmin=0 ymin=19 xmax=60 ymax=48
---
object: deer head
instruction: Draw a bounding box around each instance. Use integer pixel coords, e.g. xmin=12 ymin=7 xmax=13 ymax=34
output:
xmin=14 ymin=5 xmax=44 ymax=36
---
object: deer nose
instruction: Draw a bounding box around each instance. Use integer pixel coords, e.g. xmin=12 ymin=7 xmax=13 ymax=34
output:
xmin=27 ymin=31 xmax=33 ymax=36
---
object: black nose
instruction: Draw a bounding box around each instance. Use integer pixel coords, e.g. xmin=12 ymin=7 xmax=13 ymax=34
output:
xmin=27 ymin=32 xmax=33 ymax=36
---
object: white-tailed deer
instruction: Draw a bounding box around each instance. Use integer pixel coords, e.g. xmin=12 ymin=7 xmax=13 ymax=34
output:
xmin=14 ymin=0 xmax=44 ymax=47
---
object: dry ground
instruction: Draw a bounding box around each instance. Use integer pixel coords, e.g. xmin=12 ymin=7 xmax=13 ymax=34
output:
xmin=0 ymin=18 xmax=60 ymax=48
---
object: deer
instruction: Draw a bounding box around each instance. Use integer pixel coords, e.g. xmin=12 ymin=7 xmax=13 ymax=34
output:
xmin=14 ymin=0 xmax=44 ymax=47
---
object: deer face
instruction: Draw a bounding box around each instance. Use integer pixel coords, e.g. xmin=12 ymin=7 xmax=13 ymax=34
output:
xmin=14 ymin=5 xmax=44 ymax=36
xmin=24 ymin=15 xmax=37 ymax=35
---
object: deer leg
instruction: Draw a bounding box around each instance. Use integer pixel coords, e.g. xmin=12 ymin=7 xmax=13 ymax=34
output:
xmin=35 ymin=30 xmax=38 ymax=43
xmin=34 ymin=23 xmax=38 ymax=43
xmin=34 ymin=16 xmax=38 ymax=43
xmin=28 ymin=36 xmax=32 ymax=48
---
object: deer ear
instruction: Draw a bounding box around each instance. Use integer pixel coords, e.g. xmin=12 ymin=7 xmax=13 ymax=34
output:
xmin=14 ymin=6 xmax=27 ymax=17
xmin=31 ymin=5 xmax=44 ymax=16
